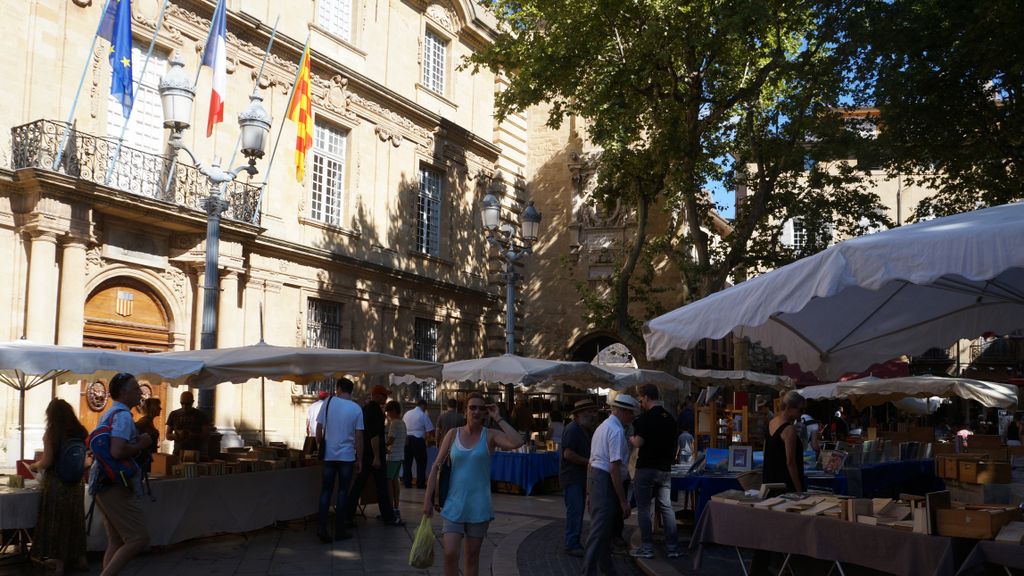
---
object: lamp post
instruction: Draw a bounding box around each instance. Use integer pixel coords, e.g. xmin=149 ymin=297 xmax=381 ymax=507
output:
xmin=158 ymin=51 xmax=271 ymax=413
xmin=480 ymin=192 xmax=542 ymax=355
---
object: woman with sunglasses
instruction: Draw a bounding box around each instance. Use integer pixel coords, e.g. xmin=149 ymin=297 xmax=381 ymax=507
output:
xmin=423 ymin=392 xmax=524 ymax=576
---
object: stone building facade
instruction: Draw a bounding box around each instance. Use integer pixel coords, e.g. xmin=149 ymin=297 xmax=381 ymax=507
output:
xmin=0 ymin=0 xmax=531 ymax=464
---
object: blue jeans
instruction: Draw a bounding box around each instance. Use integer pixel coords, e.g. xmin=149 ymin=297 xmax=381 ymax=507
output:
xmin=633 ymin=468 xmax=679 ymax=550
xmin=562 ymin=481 xmax=585 ymax=550
xmin=319 ymin=460 xmax=355 ymax=536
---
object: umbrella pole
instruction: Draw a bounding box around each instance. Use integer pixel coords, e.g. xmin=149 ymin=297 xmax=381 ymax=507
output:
xmin=261 ymin=377 xmax=266 ymax=446
xmin=19 ymin=386 xmax=25 ymax=462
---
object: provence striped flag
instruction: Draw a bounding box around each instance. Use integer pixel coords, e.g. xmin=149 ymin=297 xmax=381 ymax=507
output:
xmin=286 ymin=45 xmax=313 ymax=182
xmin=202 ymin=0 xmax=227 ymax=137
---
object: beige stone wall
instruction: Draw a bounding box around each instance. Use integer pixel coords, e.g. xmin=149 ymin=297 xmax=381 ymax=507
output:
xmin=0 ymin=0 xmax=521 ymax=464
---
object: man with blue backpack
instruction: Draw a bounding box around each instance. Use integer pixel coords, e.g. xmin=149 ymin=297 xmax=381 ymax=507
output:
xmin=88 ymin=372 xmax=152 ymax=576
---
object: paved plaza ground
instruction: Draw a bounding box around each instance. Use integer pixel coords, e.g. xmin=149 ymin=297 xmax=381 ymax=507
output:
xmin=0 ymin=487 xmax=918 ymax=576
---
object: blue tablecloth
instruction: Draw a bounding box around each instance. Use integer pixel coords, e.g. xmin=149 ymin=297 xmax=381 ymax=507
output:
xmin=491 ymin=451 xmax=560 ymax=495
xmin=673 ymin=459 xmax=943 ymax=521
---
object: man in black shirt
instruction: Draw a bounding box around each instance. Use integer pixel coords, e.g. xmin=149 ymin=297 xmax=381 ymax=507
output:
xmin=344 ymin=385 xmax=403 ymax=526
xmin=165 ymin=391 xmax=210 ymax=456
xmin=629 ymin=384 xmax=681 ymax=559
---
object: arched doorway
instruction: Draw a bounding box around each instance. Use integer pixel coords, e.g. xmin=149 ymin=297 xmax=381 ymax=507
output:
xmin=80 ymin=279 xmax=172 ymax=434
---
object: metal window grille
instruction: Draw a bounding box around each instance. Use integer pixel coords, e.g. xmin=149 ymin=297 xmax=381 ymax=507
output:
xmin=316 ymin=0 xmax=352 ymax=42
xmin=305 ymin=297 xmax=342 ymax=395
xmin=417 ymin=166 xmax=442 ymax=256
xmin=792 ymin=218 xmax=808 ymax=253
xmin=413 ymin=318 xmax=439 ymax=362
xmin=311 ymin=121 xmax=346 ymax=226
xmin=422 ymin=29 xmax=446 ymax=94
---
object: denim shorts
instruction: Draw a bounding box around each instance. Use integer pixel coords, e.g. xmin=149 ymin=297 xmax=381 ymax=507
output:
xmin=443 ymin=518 xmax=490 ymax=538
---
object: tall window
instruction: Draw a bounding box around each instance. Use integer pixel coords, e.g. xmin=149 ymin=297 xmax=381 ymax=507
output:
xmin=417 ymin=166 xmax=443 ymax=256
xmin=106 ymin=43 xmax=167 ymax=154
xmin=306 ymin=298 xmax=342 ymax=395
xmin=422 ymin=29 xmax=446 ymax=94
xmin=413 ymin=318 xmax=439 ymax=362
xmin=791 ymin=218 xmax=808 ymax=253
xmin=317 ymin=0 xmax=352 ymax=42
xmin=311 ymin=121 xmax=347 ymax=226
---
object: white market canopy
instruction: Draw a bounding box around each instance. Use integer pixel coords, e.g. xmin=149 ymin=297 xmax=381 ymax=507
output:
xmin=599 ymin=366 xmax=691 ymax=395
xmin=158 ymin=342 xmax=443 ymax=388
xmin=0 ymin=340 xmax=205 ymax=390
xmin=678 ymin=366 xmax=795 ymax=391
xmin=797 ymin=375 xmax=1019 ymax=410
xmin=644 ymin=202 xmax=1024 ymax=380
xmin=442 ymin=354 xmax=615 ymax=386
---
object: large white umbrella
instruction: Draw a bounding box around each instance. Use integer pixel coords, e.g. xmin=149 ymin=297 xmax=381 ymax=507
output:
xmin=600 ymin=366 xmax=691 ymax=395
xmin=797 ymin=375 xmax=1019 ymax=409
xmin=158 ymin=341 xmax=443 ymax=387
xmin=442 ymin=354 xmax=614 ymax=386
xmin=677 ymin=366 xmax=795 ymax=391
xmin=644 ymin=202 xmax=1024 ymax=379
xmin=0 ymin=340 xmax=206 ymax=460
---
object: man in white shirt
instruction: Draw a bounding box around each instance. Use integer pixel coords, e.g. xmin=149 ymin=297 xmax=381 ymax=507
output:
xmin=306 ymin=390 xmax=328 ymax=438
xmin=582 ymin=394 xmax=638 ymax=576
xmin=402 ymin=398 xmax=435 ymax=489
xmin=315 ymin=378 xmax=363 ymax=543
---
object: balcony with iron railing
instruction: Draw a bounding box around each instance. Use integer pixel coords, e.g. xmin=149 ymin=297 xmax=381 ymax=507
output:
xmin=969 ymin=337 xmax=1024 ymax=364
xmin=10 ymin=119 xmax=261 ymax=225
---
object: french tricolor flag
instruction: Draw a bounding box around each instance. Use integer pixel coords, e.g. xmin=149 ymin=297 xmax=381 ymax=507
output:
xmin=202 ymin=0 xmax=227 ymax=137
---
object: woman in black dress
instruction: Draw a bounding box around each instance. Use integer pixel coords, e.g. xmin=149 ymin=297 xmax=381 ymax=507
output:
xmin=763 ymin=390 xmax=806 ymax=492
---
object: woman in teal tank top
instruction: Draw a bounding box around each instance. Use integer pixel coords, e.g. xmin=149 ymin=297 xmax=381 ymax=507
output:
xmin=423 ymin=392 xmax=525 ymax=576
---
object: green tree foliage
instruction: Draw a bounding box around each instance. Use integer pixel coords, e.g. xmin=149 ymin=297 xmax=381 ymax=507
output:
xmin=469 ymin=0 xmax=888 ymax=361
xmin=849 ymin=0 xmax=1024 ymax=218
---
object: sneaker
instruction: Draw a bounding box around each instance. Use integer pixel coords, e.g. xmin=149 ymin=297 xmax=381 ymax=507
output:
xmin=666 ymin=549 xmax=683 ymax=559
xmin=566 ymin=547 xmax=584 ymax=558
xmin=629 ymin=546 xmax=654 ymax=559
xmin=384 ymin=517 xmax=406 ymax=527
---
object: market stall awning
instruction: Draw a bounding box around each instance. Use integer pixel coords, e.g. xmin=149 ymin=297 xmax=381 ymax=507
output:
xmin=797 ymin=375 xmax=1019 ymax=409
xmin=442 ymin=354 xmax=614 ymax=386
xmin=158 ymin=341 xmax=442 ymax=387
xmin=598 ymin=366 xmax=691 ymax=394
xmin=644 ymin=202 xmax=1024 ymax=380
xmin=678 ymin=366 xmax=795 ymax=391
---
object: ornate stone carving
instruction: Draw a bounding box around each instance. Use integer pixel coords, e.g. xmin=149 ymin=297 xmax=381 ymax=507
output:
xmin=570 ymin=156 xmax=634 ymax=229
xmin=90 ymin=44 xmax=104 ymax=119
xmin=375 ymin=126 xmax=403 ymax=147
xmin=348 ymin=91 xmax=434 ymax=149
xmin=159 ymin=266 xmax=188 ymax=306
xmin=316 ymin=75 xmax=358 ymax=121
xmin=425 ymin=3 xmax=461 ymax=35
xmin=84 ymin=245 xmax=104 ymax=277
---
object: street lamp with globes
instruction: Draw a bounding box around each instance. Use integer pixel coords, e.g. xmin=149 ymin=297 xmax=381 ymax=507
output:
xmin=158 ymin=51 xmax=271 ymax=352
xmin=480 ymin=191 xmax=542 ymax=355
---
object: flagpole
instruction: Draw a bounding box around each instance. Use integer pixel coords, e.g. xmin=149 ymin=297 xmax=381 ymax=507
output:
xmin=104 ymin=0 xmax=170 ymax=186
xmin=255 ymin=32 xmax=311 ymax=222
xmin=53 ymin=0 xmax=116 ymax=171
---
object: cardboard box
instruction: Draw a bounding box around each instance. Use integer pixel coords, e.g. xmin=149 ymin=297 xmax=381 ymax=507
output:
xmin=959 ymin=460 xmax=1012 ymax=484
xmin=935 ymin=506 xmax=1022 ymax=539
xmin=150 ymin=453 xmax=178 ymax=476
xmin=936 ymin=454 xmax=987 ymax=480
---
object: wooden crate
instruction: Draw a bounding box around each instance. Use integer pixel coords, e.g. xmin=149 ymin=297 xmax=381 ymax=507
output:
xmin=936 ymin=506 xmax=1022 ymax=539
xmin=959 ymin=461 xmax=1012 ymax=484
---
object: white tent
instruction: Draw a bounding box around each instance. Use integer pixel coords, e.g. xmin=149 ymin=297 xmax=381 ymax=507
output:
xmin=442 ymin=354 xmax=614 ymax=386
xmin=677 ymin=366 xmax=794 ymax=391
xmin=0 ymin=340 xmax=205 ymax=460
xmin=645 ymin=202 xmax=1024 ymax=379
xmin=158 ymin=341 xmax=443 ymax=387
xmin=797 ymin=375 xmax=1018 ymax=410
xmin=600 ymin=366 xmax=691 ymax=394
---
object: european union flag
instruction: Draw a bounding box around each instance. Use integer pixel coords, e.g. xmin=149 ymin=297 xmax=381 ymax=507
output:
xmin=100 ymin=0 xmax=134 ymax=118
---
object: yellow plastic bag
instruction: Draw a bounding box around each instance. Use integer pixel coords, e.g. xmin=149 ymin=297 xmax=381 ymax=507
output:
xmin=408 ymin=515 xmax=435 ymax=569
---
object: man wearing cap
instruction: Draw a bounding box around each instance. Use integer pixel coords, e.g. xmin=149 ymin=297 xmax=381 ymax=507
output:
xmin=582 ymin=394 xmax=638 ymax=576
xmin=403 ymin=398 xmax=435 ymax=489
xmin=560 ymin=399 xmax=598 ymax=557
xmin=629 ymin=384 xmax=682 ymax=559
xmin=345 ymin=384 xmax=404 ymax=526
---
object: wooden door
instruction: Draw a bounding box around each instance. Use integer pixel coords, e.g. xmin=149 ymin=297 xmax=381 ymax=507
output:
xmin=80 ymin=280 xmax=173 ymax=437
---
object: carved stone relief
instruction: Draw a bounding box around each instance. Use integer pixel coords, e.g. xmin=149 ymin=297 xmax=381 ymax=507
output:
xmin=158 ymin=266 xmax=188 ymax=307
xmin=375 ymin=126 xmax=403 ymax=147
xmin=425 ymin=3 xmax=461 ymax=35
xmin=84 ymin=245 xmax=103 ymax=278
xmin=315 ymin=75 xmax=358 ymax=122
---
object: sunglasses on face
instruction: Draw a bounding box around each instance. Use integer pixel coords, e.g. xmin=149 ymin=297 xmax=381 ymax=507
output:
xmin=468 ymin=405 xmax=486 ymax=411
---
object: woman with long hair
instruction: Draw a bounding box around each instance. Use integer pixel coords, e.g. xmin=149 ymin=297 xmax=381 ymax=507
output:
xmin=29 ymin=398 xmax=89 ymax=574
xmin=423 ymin=393 xmax=524 ymax=576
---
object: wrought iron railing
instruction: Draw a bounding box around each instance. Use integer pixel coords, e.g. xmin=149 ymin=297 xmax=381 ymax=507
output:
xmin=10 ymin=119 xmax=261 ymax=224
xmin=970 ymin=338 xmax=1021 ymax=363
